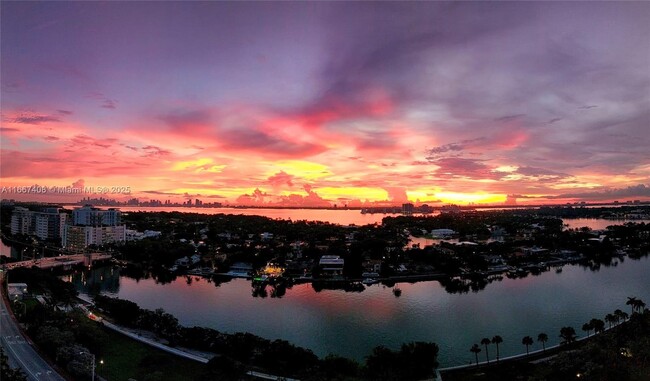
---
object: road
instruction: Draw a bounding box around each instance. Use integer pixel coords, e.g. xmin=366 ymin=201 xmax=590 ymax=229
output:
xmin=80 ymin=301 xmax=300 ymax=380
xmin=2 ymin=253 xmax=113 ymax=271
xmin=1 ymin=275 xmax=66 ymax=381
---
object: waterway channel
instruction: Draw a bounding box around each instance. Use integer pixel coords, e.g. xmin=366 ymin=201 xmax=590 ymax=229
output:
xmin=70 ymin=254 xmax=649 ymax=367
xmin=3 ymin=215 xmax=648 ymax=366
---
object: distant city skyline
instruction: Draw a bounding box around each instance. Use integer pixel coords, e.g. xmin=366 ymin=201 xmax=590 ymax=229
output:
xmin=1 ymin=2 xmax=649 ymax=206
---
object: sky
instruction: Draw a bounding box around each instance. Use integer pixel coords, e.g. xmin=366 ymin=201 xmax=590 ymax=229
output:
xmin=1 ymin=1 xmax=649 ymax=206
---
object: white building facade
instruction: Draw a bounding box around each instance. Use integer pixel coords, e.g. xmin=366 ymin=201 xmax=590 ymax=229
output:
xmin=63 ymin=206 xmax=126 ymax=249
xmin=10 ymin=207 xmax=67 ymax=241
xmin=72 ymin=205 xmax=121 ymax=226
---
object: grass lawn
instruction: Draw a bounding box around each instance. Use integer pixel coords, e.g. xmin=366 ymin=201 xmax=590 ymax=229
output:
xmin=97 ymin=326 xmax=207 ymax=381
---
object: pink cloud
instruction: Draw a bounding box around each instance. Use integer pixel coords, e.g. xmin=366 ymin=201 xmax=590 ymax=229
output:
xmin=70 ymin=134 xmax=118 ymax=149
xmin=72 ymin=179 xmax=85 ymax=188
xmin=268 ymin=171 xmax=294 ymax=188
xmin=142 ymin=145 xmax=171 ymax=157
xmin=431 ymin=157 xmax=505 ymax=180
xmin=236 ymin=188 xmax=269 ymax=205
xmin=384 ymin=187 xmax=409 ymax=203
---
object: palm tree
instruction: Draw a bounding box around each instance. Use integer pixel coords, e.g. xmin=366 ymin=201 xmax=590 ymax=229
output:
xmin=582 ymin=322 xmax=593 ymax=337
xmin=522 ymin=336 xmax=534 ymax=355
xmin=627 ymin=297 xmax=637 ymax=311
xmin=480 ymin=338 xmax=491 ymax=363
xmin=590 ymin=318 xmax=605 ymax=334
xmin=614 ymin=309 xmax=624 ymax=324
xmin=537 ymin=333 xmax=548 ymax=352
xmin=492 ymin=335 xmax=503 ymax=362
xmin=619 ymin=311 xmax=629 ymax=322
xmin=605 ymin=313 xmax=616 ymax=329
xmin=627 ymin=297 xmax=639 ymax=315
xmin=637 ymin=300 xmax=646 ymax=313
xmin=470 ymin=344 xmax=481 ymax=366
xmin=560 ymin=326 xmax=577 ymax=345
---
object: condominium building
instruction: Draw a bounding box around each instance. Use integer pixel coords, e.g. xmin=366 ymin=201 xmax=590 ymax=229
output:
xmin=72 ymin=205 xmax=121 ymax=226
xmin=10 ymin=207 xmax=32 ymax=235
xmin=10 ymin=207 xmax=67 ymax=241
xmin=63 ymin=205 xmax=126 ymax=249
xmin=63 ymin=225 xmax=126 ymax=250
xmin=35 ymin=208 xmax=68 ymax=240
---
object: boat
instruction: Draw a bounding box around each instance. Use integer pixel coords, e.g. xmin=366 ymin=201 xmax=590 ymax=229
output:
xmin=362 ymin=278 xmax=379 ymax=285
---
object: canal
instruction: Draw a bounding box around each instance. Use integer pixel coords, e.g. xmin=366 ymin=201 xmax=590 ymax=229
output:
xmin=71 ymin=254 xmax=650 ymax=367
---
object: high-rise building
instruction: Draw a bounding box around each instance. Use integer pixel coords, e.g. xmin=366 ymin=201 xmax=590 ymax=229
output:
xmin=62 ymin=225 xmax=126 ymax=250
xmin=10 ymin=207 xmax=32 ymax=235
xmin=34 ymin=208 xmax=67 ymax=240
xmin=65 ymin=205 xmax=126 ymax=249
xmin=10 ymin=207 xmax=67 ymax=241
xmin=72 ymin=205 xmax=121 ymax=226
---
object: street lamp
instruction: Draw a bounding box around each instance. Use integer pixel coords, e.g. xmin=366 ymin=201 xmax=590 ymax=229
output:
xmin=79 ymin=352 xmax=96 ymax=381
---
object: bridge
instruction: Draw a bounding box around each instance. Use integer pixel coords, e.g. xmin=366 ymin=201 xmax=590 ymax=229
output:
xmin=2 ymin=253 xmax=112 ymax=271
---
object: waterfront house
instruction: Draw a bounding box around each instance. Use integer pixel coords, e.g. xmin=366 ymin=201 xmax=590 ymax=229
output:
xmin=319 ymin=255 xmax=345 ymax=276
xmin=226 ymin=262 xmax=253 ymax=278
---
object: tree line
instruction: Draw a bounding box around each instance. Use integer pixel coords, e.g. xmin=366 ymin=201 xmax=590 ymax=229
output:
xmin=93 ymin=294 xmax=439 ymax=380
xmin=469 ymin=297 xmax=646 ymax=365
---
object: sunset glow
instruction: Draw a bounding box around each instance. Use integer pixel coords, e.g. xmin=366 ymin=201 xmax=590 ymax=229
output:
xmin=1 ymin=2 xmax=649 ymax=206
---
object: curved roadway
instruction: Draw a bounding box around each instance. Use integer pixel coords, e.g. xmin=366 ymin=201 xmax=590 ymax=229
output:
xmin=1 ymin=274 xmax=66 ymax=381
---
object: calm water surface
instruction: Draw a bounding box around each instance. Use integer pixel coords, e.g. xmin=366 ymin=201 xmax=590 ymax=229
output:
xmin=0 ymin=241 xmax=11 ymax=257
xmin=65 ymin=205 xmax=648 ymax=230
xmin=563 ymin=218 xmax=650 ymax=230
xmin=65 ymin=206 xmax=388 ymax=226
xmin=6 ymin=210 xmax=647 ymax=366
xmin=75 ymin=256 xmax=650 ymax=367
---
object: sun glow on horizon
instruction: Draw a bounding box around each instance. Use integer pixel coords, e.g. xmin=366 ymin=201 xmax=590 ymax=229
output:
xmin=1 ymin=2 xmax=648 ymax=206
xmin=434 ymin=192 xmax=506 ymax=205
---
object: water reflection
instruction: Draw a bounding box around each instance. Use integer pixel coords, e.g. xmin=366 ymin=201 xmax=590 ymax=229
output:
xmin=69 ymin=256 xmax=650 ymax=366
xmin=68 ymin=266 xmax=121 ymax=295
xmin=251 ymin=278 xmax=289 ymax=298
xmin=0 ymin=240 xmax=33 ymax=261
